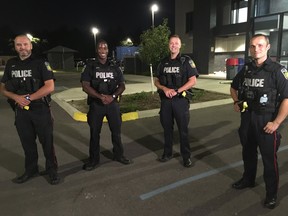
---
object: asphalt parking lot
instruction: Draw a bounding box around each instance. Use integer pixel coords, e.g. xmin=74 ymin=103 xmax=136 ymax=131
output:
xmin=1 ymin=97 xmax=288 ymax=215
xmin=1 ymin=71 xmax=288 ymax=216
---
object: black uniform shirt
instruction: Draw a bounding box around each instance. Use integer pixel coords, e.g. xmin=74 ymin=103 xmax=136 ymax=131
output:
xmin=1 ymin=55 xmax=54 ymax=93
xmin=80 ymin=59 xmax=124 ymax=92
xmin=231 ymin=58 xmax=288 ymax=101
xmin=156 ymin=54 xmax=198 ymax=89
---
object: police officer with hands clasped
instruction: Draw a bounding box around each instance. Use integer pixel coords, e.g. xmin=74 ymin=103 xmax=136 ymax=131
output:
xmin=81 ymin=39 xmax=131 ymax=171
xmin=230 ymin=34 xmax=288 ymax=209
xmin=0 ymin=34 xmax=60 ymax=185
xmin=154 ymin=34 xmax=198 ymax=168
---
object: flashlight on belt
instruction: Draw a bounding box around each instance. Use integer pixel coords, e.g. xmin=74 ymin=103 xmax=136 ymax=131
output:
xmin=235 ymin=100 xmax=248 ymax=112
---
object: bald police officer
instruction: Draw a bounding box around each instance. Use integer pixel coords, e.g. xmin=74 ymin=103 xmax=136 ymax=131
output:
xmin=0 ymin=34 xmax=60 ymax=185
xmin=154 ymin=34 xmax=198 ymax=167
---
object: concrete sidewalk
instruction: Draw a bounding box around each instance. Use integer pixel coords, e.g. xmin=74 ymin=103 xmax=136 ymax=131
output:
xmin=52 ymin=73 xmax=233 ymax=122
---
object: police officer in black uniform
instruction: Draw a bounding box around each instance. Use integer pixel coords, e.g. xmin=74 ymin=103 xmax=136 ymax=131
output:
xmin=0 ymin=34 xmax=60 ymax=185
xmin=230 ymin=34 xmax=288 ymax=209
xmin=154 ymin=34 xmax=198 ymax=167
xmin=81 ymin=39 xmax=131 ymax=171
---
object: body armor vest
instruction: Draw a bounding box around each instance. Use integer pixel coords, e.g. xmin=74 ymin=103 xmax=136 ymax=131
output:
xmin=238 ymin=64 xmax=279 ymax=113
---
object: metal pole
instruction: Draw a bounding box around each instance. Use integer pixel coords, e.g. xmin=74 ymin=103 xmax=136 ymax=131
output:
xmin=93 ymin=34 xmax=97 ymax=58
xmin=150 ymin=64 xmax=154 ymax=94
xmin=152 ymin=11 xmax=154 ymax=28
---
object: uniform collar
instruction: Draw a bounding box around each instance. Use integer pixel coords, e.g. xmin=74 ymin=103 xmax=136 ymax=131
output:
xmin=17 ymin=54 xmax=34 ymax=62
xmin=169 ymin=53 xmax=181 ymax=61
xmin=251 ymin=57 xmax=272 ymax=68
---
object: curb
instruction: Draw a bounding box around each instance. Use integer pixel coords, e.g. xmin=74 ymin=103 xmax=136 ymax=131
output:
xmin=52 ymin=92 xmax=232 ymax=122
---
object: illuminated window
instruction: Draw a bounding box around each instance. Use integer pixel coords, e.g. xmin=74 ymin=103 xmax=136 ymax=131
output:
xmin=231 ymin=0 xmax=248 ymax=24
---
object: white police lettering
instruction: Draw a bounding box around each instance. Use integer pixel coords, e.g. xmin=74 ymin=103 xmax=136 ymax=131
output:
xmin=163 ymin=67 xmax=180 ymax=73
xmin=244 ymin=78 xmax=264 ymax=87
xmin=11 ymin=70 xmax=32 ymax=78
xmin=95 ymin=72 xmax=114 ymax=79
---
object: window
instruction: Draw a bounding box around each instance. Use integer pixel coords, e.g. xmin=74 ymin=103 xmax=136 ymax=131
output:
xmin=186 ymin=11 xmax=193 ymax=33
xmin=231 ymin=0 xmax=248 ymax=24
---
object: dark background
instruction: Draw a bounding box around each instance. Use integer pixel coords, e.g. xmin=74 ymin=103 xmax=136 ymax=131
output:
xmin=0 ymin=0 xmax=175 ymax=59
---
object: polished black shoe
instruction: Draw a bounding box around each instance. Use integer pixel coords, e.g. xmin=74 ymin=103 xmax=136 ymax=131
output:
xmin=49 ymin=170 xmax=60 ymax=185
xmin=15 ymin=172 xmax=38 ymax=184
xmin=113 ymin=156 xmax=132 ymax=165
xmin=83 ymin=161 xmax=99 ymax=171
xmin=183 ymin=158 xmax=192 ymax=167
xmin=264 ymin=197 xmax=277 ymax=209
xmin=232 ymin=178 xmax=255 ymax=190
xmin=158 ymin=154 xmax=173 ymax=162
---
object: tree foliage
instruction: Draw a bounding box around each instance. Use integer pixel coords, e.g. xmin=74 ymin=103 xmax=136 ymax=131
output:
xmin=138 ymin=19 xmax=171 ymax=70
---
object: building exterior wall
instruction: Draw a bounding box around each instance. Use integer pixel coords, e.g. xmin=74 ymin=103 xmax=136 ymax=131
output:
xmin=175 ymin=0 xmax=288 ymax=74
xmin=270 ymin=0 xmax=288 ymax=14
xmin=175 ymin=0 xmax=194 ymax=54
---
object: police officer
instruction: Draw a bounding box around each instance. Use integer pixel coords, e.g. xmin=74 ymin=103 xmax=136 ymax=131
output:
xmin=81 ymin=39 xmax=131 ymax=171
xmin=154 ymin=34 xmax=198 ymax=167
xmin=230 ymin=34 xmax=288 ymax=209
xmin=0 ymin=34 xmax=60 ymax=185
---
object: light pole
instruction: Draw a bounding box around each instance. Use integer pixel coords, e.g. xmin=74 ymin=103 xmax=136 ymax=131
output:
xmin=91 ymin=27 xmax=99 ymax=57
xmin=151 ymin=4 xmax=159 ymax=28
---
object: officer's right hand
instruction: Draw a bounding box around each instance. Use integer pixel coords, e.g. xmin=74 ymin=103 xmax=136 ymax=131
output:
xmin=14 ymin=95 xmax=30 ymax=108
xmin=100 ymin=94 xmax=114 ymax=105
xmin=164 ymin=88 xmax=177 ymax=98
xmin=233 ymin=102 xmax=240 ymax=112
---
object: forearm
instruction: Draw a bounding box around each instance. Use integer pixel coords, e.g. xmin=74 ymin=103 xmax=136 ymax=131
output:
xmin=113 ymin=82 xmax=125 ymax=96
xmin=154 ymin=78 xmax=168 ymax=91
xmin=178 ymin=76 xmax=196 ymax=92
xmin=29 ymin=80 xmax=54 ymax=101
xmin=230 ymin=87 xmax=238 ymax=102
xmin=273 ymin=98 xmax=288 ymax=125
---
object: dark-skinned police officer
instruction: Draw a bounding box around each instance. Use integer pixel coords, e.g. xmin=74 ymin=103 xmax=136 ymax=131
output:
xmin=230 ymin=34 xmax=288 ymax=209
xmin=0 ymin=34 xmax=60 ymax=185
xmin=154 ymin=34 xmax=198 ymax=168
xmin=81 ymin=39 xmax=131 ymax=171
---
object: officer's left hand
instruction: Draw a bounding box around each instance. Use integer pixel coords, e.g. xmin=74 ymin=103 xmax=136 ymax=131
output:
xmin=101 ymin=94 xmax=114 ymax=104
xmin=164 ymin=88 xmax=178 ymax=98
xmin=263 ymin=121 xmax=279 ymax=134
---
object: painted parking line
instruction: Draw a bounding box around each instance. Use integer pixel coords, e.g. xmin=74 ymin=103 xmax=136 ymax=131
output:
xmin=140 ymin=145 xmax=288 ymax=201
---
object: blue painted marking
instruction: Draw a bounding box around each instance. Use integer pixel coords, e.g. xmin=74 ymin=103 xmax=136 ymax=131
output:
xmin=140 ymin=145 xmax=288 ymax=200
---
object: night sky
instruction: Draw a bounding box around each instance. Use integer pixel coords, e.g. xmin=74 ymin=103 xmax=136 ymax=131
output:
xmin=0 ymin=0 xmax=175 ymax=59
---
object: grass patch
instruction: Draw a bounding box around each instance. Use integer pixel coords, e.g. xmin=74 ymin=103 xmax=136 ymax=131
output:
xmin=68 ymin=88 xmax=230 ymax=114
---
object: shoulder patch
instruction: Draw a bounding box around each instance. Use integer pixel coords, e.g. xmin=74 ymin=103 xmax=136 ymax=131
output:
xmin=281 ymin=68 xmax=288 ymax=79
xmin=189 ymin=59 xmax=196 ymax=68
xmin=45 ymin=62 xmax=53 ymax=72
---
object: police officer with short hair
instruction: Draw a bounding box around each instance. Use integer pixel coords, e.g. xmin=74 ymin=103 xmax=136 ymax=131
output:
xmin=154 ymin=34 xmax=198 ymax=167
xmin=0 ymin=34 xmax=60 ymax=185
xmin=81 ymin=39 xmax=131 ymax=171
xmin=230 ymin=34 xmax=288 ymax=209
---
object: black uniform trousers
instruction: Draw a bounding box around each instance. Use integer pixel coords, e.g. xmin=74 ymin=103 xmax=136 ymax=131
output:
xmin=15 ymin=102 xmax=58 ymax=175
xmin=87 ymin=101 xmax=124 ymax=162
xmin=238 ymin=110 xmax=281 ymax=198
xmin=159 ymin=96 xmax=191 ymax=160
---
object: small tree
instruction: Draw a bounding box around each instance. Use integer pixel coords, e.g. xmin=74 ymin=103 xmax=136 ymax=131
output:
xmin=139 ymin=19 xmax=171 ymax=70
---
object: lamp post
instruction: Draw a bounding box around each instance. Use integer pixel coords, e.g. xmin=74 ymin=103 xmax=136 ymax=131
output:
xmin=151 ymin=4 xmax=159 ymax=28
xmin=91 ymin=27 xmax=99 ymax=57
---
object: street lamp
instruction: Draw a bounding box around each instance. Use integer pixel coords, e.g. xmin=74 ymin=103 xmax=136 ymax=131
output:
xmin=151 ymin=4 xmax=159 ymax=28
xmin=26 ymin=33 xmax=33 ymax=41
xmin=91 ymin=27 xmax=99 ymax=57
